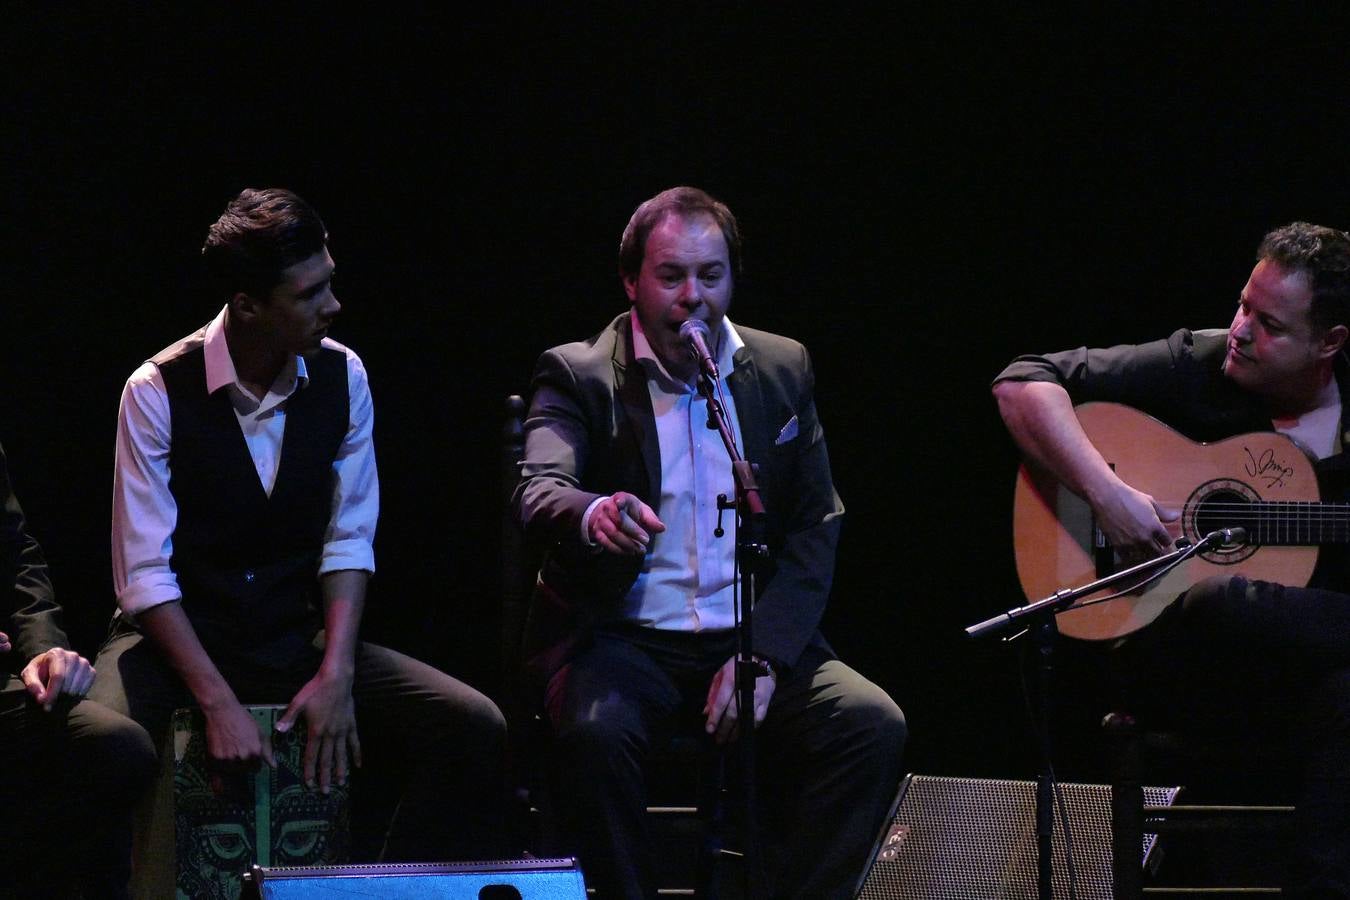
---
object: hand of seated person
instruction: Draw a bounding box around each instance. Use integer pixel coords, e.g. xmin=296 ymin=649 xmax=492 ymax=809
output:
xmin=21 ymin=647 xmax=95 ymax=712
xmin=1090 ymin=478 xmax=1180 ymax=563
xmin=589 ymin=491 xmax=665 ymax=555
xmin=703 ymin=654 xmax=777 ymax=745
xmin=276 ymin=669 xmax=361 ymax=795
xmin=0 ymin=630 xmax=10 ymax=654
xmin=202 ymin=697 xmax=277 ymax=785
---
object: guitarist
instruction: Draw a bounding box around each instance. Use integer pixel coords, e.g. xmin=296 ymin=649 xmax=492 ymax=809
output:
xmin=993 ymin=222 xmax=1350 ymax=898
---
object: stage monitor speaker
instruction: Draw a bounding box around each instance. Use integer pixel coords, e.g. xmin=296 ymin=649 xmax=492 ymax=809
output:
xmin=854 ymin=774 xmax=1179 ymax=900
xmin=241 ymin=857 xmax=587 ymax=899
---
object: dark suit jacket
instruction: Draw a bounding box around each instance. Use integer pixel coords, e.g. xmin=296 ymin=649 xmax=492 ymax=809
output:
xmin=0 ymin=443 xmax=67 ymax=680
xmin=514 ymin=312 xmax=844 ymax=682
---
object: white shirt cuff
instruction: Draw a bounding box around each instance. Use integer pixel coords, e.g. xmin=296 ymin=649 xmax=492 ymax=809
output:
xmin=117 ymin=574 xmax=182 ymax=619
xmin=320 ymin=539 xmax=376 ymax=576
xmin=580 ymin=495 xmax=608 ymax=546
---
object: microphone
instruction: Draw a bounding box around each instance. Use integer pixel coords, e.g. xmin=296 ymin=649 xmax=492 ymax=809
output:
xmin=679 ymin=319 xmax=719 ymax=380
xmin=1202 ymin=526 xmax=1248 ymax=547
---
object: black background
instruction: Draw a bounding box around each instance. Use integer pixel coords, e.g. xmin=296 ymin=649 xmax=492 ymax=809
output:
xmin=5 ymin=7 xmax=1350 ymax=782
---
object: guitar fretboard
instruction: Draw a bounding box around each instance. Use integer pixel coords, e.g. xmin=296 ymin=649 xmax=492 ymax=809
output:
xmin=1199 ymin=501 xmax=1350 ymax=545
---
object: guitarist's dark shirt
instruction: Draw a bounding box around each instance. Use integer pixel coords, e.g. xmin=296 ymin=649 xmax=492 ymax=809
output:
xmin=994 ymin=326 xmax=1350 ymax=590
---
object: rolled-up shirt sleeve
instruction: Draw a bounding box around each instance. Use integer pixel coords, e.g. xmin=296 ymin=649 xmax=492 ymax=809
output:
xmin=112 ymin=362 xmax=182 ymax=617
xmin=320 ymin=349 xmax=378 ymax=575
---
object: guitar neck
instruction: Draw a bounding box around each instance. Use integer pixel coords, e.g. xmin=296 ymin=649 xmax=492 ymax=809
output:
xmin=1222 ymin=501 xmax=1350 ymax=545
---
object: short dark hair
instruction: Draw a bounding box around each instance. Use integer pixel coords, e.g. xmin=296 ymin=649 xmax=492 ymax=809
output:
xmin=619 ymin=186 xmax=742 ymax=280
xmin=201 ymin=188 xmax=328 ymax=302
xmin=1257 ymin=222 xmax=1350 ymax=333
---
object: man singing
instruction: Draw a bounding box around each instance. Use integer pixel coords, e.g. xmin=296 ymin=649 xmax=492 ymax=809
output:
xmin=516 ymin=186 xmax=905 ymax=898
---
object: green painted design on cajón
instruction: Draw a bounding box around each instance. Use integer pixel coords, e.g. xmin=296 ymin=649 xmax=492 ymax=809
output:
xmin=171 ymin=705 xmax=351 ymax=900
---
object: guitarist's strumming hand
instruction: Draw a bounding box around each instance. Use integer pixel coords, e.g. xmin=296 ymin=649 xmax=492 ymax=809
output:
xmin=993 ymin=381 xmax=1181 ymax=563
xmin=1088 ymin=476 xmax=1181 ymax=563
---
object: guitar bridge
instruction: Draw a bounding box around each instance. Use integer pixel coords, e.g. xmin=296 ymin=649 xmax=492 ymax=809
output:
xmin=1092 ymin=523 xmax=1116 ymax=578
xmin=1093 ymin=462 xmax=1118 ymax=578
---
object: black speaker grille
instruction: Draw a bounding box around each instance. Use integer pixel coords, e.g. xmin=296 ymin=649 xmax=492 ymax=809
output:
xmin=856 ymin=775 xmax=1178 ymax=900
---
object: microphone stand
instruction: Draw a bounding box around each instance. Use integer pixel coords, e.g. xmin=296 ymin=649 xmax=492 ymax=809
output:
xmin=965 ymin=530 xmax=1240 ymax=900
xmin=697 ymin=367 xmax=768 ymax=900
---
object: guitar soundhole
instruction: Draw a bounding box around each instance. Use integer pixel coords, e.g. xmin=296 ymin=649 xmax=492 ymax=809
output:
xmin=1187 ymin=480 xmax=1260 ymax=564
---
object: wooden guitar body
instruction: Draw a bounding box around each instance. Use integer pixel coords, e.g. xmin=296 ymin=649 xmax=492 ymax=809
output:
xmin=1013 ymin=403 xmax=1324 ymax=641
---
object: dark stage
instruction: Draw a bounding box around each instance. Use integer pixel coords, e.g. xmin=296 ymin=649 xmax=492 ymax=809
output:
xmin=5 ymin=6 xmax=1350 ymax=829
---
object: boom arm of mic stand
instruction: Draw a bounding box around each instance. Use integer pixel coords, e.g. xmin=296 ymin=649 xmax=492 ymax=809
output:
xmin=966 ymin=533 xmax=1224 ymax=641
xmin=697 ymin=373 xmax=765 ymax=518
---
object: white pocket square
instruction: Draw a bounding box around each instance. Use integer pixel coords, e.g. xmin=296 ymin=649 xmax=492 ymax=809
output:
xmin=775 ymin=415 xmax=799 ymax=445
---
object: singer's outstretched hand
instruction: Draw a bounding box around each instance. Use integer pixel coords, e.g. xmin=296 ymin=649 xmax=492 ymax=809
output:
xmin=589 ymin=491 xmax=665 ymax=555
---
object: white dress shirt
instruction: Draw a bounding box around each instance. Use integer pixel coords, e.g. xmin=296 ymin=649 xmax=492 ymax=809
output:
xmin=112 ymin=306 xmax=378 ymax=618
xmin=1274 ymin=375 xmax=1342 ymax=460
xmin=604 ymin=315 xmax=745 ymax=632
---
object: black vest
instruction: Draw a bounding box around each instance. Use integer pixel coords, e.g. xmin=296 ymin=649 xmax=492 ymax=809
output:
xmin=153 ymin=331 xmax=349 ymax=667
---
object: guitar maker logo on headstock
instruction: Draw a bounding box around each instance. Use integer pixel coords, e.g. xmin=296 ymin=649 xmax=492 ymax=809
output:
xmin=1244 ymin=446 xmax=1295 ymax=489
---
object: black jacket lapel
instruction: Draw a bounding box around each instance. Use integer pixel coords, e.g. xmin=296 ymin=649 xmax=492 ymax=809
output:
xmin=613 ymin=316 xmax=662 ymax=504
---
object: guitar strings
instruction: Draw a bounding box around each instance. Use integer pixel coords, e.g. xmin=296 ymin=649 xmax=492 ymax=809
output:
xmin=1132 ymin=500 xmax=1350 ymax=534
xmin=1067 ymin=505 xmax=1349 ymax=611
xmin=1143 ymin=501 xmax=1350 ymax=512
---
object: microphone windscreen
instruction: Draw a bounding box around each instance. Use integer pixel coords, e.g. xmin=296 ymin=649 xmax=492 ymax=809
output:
xmin=679 ymin=318 xmax=711 ymax=342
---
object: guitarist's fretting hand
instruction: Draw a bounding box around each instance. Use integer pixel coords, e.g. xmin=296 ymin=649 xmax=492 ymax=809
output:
xmin=1089 ymin=477 xmax=1181 ymax=562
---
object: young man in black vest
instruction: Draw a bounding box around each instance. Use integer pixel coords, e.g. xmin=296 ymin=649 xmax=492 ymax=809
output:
xmin=90 ymin=188 xmax=506 ymax=863
xmin=0 ymin=444 xmax=156 ymax=897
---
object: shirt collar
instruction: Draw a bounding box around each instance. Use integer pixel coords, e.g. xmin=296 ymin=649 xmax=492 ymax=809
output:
xmin=204 ymin=305 xmax=309 ymax=402
xmin=630 ymin=314 xmax=745 ymax=390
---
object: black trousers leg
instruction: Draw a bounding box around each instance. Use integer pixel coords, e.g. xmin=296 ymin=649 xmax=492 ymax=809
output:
xmin=546 ymin=629 xmax=904 ymax=900
xmin=346 ymin=640 xmax=507 ymax=862
xmin=88 ymin=629 xmax=194 ymax=739
xmin=1 ymin=676 xmax=157 ymax=899
xmin=758 ymin=650 xmax=906 ymax=900
xmin=1289 ymin=667 xmax=1350 ymax=897
xmin=1123 ymin=575 xmax=1350 ymax=898
xmin=90 ymin=628 xmax=506 ymax=865
xmin=547 ymin=631 xmax=686 ymax=900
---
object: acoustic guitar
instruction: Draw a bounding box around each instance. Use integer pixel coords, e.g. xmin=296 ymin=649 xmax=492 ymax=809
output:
xmin=1013 ymin=402 xmax=1348 ymax=640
